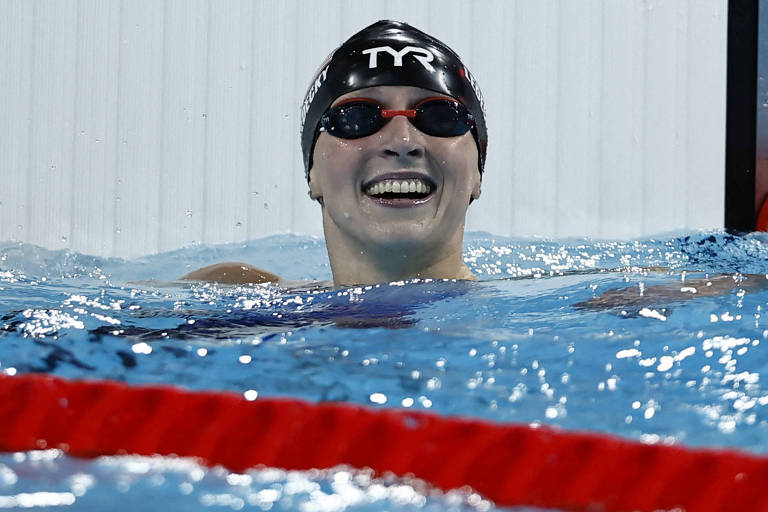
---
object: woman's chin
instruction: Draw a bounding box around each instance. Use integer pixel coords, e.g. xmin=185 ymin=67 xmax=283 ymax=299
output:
xmin=325 ymin=210 xmax=463 ymax=254
xmin=362 ymin=224 xmax=454 ymax=251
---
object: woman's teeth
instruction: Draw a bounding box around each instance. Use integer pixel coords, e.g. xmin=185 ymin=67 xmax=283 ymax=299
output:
xmin=365 ymin=179 xmax=432 ymax=197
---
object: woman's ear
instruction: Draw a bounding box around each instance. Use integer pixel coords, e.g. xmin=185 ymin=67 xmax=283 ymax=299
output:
xmin=308 ymin=169 xmax=321 ymax=199
xmin=307 ymin=170 xmax=325 ymax=205
xmin=471 ymin=178 xmax=482 ymax=201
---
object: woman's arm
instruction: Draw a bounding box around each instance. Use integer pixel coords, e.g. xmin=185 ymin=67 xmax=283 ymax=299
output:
xmin=180 ymin=262 xmax=281 ymax=285
xmin=574 ymin=273 xmax=767 ymax=310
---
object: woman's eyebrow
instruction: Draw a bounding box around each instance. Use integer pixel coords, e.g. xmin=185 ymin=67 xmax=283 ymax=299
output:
xmin=331 ymin=96 xmax=380 ymax=106
xmin=331 ymin=94 xmax=447 ymax=108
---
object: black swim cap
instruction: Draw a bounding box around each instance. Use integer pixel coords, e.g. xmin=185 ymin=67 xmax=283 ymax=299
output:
xmin=300 ymin=20 xmax=487 ymax=180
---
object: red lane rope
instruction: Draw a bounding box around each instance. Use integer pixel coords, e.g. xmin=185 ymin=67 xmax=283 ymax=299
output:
xmin=1 ymin=373 xmax=767 ymax=511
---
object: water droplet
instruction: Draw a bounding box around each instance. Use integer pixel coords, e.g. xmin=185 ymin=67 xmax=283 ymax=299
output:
xmin=60 ymin=236 xmax=67 ymax=243
xmin=235 ymin=221 xmax=242 ymax=228
xmin=369 ymin=392 xmax=387 ymax=405
xmin=16 ymin=225 xmax=23 ymax=231
xmin=263 ymin=202 xmax=269 ymax=210
xmin=115 ymin=228 xmax=121 ymax=234
xmin=201 ymin=113 xmax=207 ymax=118
xmin=185 ymin=209 xmax=193 ymax=217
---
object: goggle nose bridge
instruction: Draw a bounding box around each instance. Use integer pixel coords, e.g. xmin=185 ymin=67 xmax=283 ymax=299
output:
xmin=380 ymin=109 xmax=417 ymax=119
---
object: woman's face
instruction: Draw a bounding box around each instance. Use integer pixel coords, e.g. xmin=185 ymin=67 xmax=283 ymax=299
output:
xmin=309 ymin=85 xmax=481 ymax=253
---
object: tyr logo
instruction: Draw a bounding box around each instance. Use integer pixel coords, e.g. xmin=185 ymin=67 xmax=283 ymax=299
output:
xmin=361 ymin=46 xmax=436 ymax=72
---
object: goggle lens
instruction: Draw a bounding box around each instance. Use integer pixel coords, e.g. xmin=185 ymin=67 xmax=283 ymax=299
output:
xmin=323 ymin=102 xmax=383 ymax=139
xmin=412 ymin=100 xmax=474 ymax=137
xmin=321 ymin=99 xmax=474 ymax=139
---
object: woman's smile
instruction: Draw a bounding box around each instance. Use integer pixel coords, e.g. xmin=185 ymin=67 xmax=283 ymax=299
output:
xmin=362 ymin=171 xmax=437 ymax=207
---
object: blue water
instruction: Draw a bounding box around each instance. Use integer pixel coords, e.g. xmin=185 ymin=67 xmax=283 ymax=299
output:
xmin=1 ymin=231 xmax=768 ymax=511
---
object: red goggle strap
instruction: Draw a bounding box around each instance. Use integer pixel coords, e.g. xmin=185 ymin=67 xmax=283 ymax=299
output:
xmin=381 ymin=96 xmax=464 ymax=119
xmin=330 ymin=96 xmax=463 ymax=119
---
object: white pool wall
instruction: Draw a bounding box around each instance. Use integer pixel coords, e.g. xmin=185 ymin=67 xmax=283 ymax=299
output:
xmin=0 ymin=0 xmax=727 ymax=259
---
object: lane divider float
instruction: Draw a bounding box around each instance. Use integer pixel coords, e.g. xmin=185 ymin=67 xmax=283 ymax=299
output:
xmin=0 ymin=373 xmax=766 ymax=511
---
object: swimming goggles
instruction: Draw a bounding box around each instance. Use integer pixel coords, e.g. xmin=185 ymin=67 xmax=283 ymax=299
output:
xmin=320 ymin=97 xmax=475 ymax=139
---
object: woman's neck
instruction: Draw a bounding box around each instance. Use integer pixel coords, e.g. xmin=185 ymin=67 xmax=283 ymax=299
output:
xmin=324 ymin=228 xmax=476 ymax=287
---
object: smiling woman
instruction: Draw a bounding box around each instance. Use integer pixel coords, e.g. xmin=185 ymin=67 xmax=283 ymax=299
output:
xmin=182 ymin=20 xmax=488 ymax=287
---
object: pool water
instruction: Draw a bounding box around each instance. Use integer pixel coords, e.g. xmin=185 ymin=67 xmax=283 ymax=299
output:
xmin=1 ymin=231 xmax=768 ymax=511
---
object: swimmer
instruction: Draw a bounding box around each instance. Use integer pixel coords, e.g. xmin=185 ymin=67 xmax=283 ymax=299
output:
xmin=183 ymin=20 xmax=487 ymax=288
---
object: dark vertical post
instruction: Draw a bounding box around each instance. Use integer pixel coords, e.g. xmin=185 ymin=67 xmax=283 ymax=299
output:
xmin=725 ymin=0 xmax=759 ymax=231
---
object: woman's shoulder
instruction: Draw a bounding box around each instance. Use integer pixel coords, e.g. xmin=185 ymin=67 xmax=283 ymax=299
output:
xmin=180 ymin=262 xmax=281 ymax=285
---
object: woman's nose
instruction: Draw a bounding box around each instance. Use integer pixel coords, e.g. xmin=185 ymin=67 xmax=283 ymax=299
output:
xmin=377 ymin=115 xmax=425 ymax=159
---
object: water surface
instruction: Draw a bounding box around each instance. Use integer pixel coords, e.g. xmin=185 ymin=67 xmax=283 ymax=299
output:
xmin=1 ymin=231 xmax=767 ymax=511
